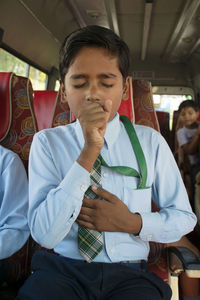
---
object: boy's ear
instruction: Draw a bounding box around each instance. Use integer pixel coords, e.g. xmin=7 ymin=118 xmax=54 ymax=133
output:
xmin=60 ymin=80 xmax=67 ymax=103
xmin=122 ymin=77 xmax=129 ymax=100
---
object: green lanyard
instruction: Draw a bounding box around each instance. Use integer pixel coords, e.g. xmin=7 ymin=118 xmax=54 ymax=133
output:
xmin=99 ymin=115 xmax=147 ymax=189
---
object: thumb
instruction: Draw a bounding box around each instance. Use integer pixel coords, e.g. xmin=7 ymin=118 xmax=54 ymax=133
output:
xmin=104 ymin=100 xmax=112 ymax=121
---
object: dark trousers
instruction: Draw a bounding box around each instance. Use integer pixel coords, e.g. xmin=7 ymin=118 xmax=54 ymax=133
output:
xmin=0 ymin=259 xmax=9 ymax=287
xmin=18 ymin=251 xmax=172 ymax=300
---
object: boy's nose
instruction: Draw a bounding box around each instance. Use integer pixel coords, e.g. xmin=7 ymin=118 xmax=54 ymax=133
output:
xmin=86 ymin=96 xmax=101 ymax=103
xmin=85 ymin=85 xmax=102 ymax=103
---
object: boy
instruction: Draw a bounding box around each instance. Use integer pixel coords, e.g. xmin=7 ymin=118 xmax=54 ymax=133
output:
xmin=19 ymin=26 xmax=196 ymax=300
xmin=0 ymin=145 xmax=29 ymax=285
xmin=177 ymin=100 xmax=200 ymax=210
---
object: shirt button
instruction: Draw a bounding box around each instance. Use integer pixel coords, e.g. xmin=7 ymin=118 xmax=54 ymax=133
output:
xmin=80 ymin=184 xmax=86 ymax=191
xmin=110 ymin=248 xmax=115 ymax=253
xmin=147 ymin=235 xmax=152 ymax=241
xmin=103 ymin=172 xmax=108 ymax=178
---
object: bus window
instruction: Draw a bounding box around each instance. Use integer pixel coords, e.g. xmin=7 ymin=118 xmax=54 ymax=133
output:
xmin=29 ymin=66 xmax=47 ymax=90
xmin=0 ymin=48 xmax=48 ymax=90
xmin=0 ymin=48 xmax=28 ymax=77
xmin=152 ymin=86 xmax=194 ymax=130
xmin=54 ymin=80 xmax=60 ymax=91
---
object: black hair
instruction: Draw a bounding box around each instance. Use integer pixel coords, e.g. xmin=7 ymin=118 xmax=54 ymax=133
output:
xmin=178 ymin=100 xmax=198 ymax=113
xmin=59 ymin=25 xmax=130 ymax=83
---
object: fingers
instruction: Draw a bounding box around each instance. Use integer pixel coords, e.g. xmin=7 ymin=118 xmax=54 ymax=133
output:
xmin=77 ymin=205 xmax=96 ymax=230
xmin=76 ymin=219 xmax=96 ymax=230
xmin=91 ymin=185 xmax=116 ymax=203
xmin=78 ymin=102 xmax=108 ymax=128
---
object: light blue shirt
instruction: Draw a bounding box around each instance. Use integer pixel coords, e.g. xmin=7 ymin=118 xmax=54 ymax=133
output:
xmin=28 ymin=114 xmax=196 ymax=262
xmin=0 ymin=146 xmax=29 ymax=259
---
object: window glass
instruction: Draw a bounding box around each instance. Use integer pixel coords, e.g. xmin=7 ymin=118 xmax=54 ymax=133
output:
xmin=29 ymin=66 xmax=47 ymax=90
xmin=0 ymin=48 xmax=28 ymax=76
xmin=153 ymin=94 xmax=193 ymax=130
xmin=54 ymin=80 xmax=60 ymax=91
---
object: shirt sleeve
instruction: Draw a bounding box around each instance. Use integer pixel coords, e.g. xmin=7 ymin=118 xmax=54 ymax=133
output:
xmin=138 ymin=133 xmax=197 ymax=243
xmin=28 ymin=132 xmax=90 ymax=249
xmin=0 ymin=151 xmax=29 ymax=259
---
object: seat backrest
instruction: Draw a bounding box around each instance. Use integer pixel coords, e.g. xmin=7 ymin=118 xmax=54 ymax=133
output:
xmin=132 ymin=79 xmax=160 ymax=131
xmin=0 ymin=72 xmax=37 ymax=283
xmin=130 ymin=79 xmax=168 ymax=282
xmin=156 ymin=111 xmax=172 ymax=149
xmin=33 ymin=90 xmax=58 ymax=131
xmin=33 ymin=90 xmax=71 ymax=129
xmin=0 ymin=72 xmax=37 ymax=171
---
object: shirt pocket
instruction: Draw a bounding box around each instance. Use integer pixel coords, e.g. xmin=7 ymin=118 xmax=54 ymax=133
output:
xmin=123 ymin=187 xmax=152 ymax=213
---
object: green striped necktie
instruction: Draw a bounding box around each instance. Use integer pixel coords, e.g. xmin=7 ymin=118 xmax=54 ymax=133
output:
xmin=78 ymin=156 xmax=103 ymax=262
xmin=78 ymin=115 xmax=148 ymax=262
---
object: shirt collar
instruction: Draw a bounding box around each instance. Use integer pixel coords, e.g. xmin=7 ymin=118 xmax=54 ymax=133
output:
xmin=74 ymin=113 xmax=121 ymax=149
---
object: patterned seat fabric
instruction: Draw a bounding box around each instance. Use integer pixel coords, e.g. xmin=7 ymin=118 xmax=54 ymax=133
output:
xmin=130 ymin=79 xmax=168 ymax=282
xmin=33 ymin=90 xmax=71 ymax=129
xmin=132 ymin=79 xmax=160 ymax=130
xmin=0 ymin=72 xmax=37 ymax=284
xmin=0 ymin=72 xmax=37 ymax=171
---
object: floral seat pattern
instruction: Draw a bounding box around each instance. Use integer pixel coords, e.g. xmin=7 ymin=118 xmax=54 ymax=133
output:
xmin=0 ymin=72 xmax=37 ymax=171
xmin=0 ymin=72 xmax=37 ymax=284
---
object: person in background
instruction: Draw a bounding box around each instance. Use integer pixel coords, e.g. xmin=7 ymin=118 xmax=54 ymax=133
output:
xmin=176 ymin=100 xmax=200 ymax=211
xmin=0 ymin=145 xmax=29 ymax=286
xmin=19 ymin=25 xmax=196 ymax=300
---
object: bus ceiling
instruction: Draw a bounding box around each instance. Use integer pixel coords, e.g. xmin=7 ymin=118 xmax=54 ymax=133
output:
xmin=1 ymin=0 xmax=200 ymax=89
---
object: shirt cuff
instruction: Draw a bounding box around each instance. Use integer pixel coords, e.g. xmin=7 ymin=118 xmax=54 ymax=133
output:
xmin=139 ymin=212 xmax=164 ymax=242
xmin=60 ymin=161 xmax=90 ymax=200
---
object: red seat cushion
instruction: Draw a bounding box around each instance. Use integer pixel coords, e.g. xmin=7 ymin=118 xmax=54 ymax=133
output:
xmin=33 ymin=91 xmax=58 ymax=130
xmin=0 ymin=72 xmax=12 ymax=141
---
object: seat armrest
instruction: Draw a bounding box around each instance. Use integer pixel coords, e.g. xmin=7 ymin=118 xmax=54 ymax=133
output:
xmin=167 ymin=246 xmax=200 ymax=278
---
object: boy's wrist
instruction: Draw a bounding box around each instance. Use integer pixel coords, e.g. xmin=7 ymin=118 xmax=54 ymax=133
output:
xmin=122 ymin=212 xmax=142 ymax=235
xmin=77 ymin=145 xmax=101 ymax=172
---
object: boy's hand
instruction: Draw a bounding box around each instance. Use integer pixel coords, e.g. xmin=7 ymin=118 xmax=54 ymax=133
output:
xmin=77 ymin=100 xmax=112 ymax=172
xmin=78 ymin=100 xmax=112 ymax=150
xmin=76 ymin=186 xmax=142 ymax=234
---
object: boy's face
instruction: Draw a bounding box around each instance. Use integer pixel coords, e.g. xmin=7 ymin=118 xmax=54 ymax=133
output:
xmin=60 ymin=47 xmax=128 ymax=122
xmin=179 ymin=106 xmax=198 ymax=128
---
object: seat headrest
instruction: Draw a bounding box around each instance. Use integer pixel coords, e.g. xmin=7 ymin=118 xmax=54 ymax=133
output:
xmin=0 ymin=72 xmax=13 ymax=141
xmin=33 ymin=90 xmax=58 ymax=130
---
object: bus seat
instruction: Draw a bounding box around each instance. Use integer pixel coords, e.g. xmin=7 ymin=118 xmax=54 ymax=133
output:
xmin=172 ymin=110 xmax=180 ymax=154
xmin=0 ymin=72 xmax=37 ymax=171
xmin=131 ymin=79 xmax=168 ymax=281
xmin=0 ymin=72 xmax=36 ymax=288
xmin=156 ymin=111 xmax=172 ymax=150
xmin=130 ymin=78 xmax=200 ymax=300
xmin=33 ymin=90 xmax=71 ymax=130
xmin=51 ymin=91 xmax=71 ymax=127
xmin=197 ymin=108 xmax=200 ymax=122
xmin=132 ymin=79 xmax=160 ymax=130
xmin=33 ymin=90 xmax=57 ymax=130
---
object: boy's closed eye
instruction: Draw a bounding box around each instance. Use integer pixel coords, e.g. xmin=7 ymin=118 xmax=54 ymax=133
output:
xmin=73 ymin=82 xmax=114 ymax=89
